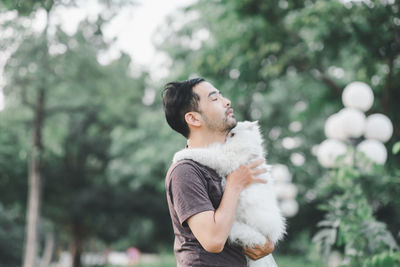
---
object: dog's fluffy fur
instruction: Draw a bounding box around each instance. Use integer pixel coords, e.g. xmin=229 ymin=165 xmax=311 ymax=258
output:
xmin=173 ymin=121 xmax=286 ymax=248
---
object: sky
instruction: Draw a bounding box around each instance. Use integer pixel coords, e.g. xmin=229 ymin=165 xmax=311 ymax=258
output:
xmin=51 ymin=0 xmax=194 ymax=66
xmin=0 ymin=0 xmax=196 ymax=110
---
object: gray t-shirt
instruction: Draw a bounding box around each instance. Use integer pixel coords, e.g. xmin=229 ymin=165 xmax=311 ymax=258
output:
xmin=165 ymin=159 xmax=247 ymax=267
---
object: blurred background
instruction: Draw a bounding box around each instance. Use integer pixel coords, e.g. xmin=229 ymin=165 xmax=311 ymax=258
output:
xmin=0 ymin=0 xmax=399 ymax=266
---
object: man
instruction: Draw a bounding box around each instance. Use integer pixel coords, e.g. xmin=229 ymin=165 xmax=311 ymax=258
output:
xmin=162 ymin=78 xmax=274 ymax=266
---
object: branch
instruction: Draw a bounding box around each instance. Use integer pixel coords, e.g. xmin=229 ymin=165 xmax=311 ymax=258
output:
xmin=381 ymin=55 xmax=400 ymax=139
xmin=21 ymin=86 xmax=35 ymax=110
xmin=381 ymin=56 xmax=394 ymax=116
xmin=321 ymin=75 xmax=342 ymax=97
xmin=312 ymin=68 xmax=342 ymax=97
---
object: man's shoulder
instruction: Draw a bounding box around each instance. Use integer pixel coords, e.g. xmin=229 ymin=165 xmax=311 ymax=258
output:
xmin=173 ymin=157 xmax=216 ymax=172
xmin=166 ymin=159 xmax=218 ymax=188
xmin=166 ymin=159 xmax=203 ymax=181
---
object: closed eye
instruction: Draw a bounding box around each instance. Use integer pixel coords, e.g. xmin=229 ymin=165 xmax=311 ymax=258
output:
xmin=209 ymin=91 xmax=223 ymax=101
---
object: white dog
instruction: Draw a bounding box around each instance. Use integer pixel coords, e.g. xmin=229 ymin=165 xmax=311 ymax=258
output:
xmin=173 ymin=121 xmax=286 ymax=266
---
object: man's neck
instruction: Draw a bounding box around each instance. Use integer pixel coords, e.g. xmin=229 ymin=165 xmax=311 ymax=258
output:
xmin=187 ymin=130 xmax=227 ymax=149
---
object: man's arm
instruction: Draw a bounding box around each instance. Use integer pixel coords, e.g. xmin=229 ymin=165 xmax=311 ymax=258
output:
xmin=187 ymin=159 xmax=267 ymax=253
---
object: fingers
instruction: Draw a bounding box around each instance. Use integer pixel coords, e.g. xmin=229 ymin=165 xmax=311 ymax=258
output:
xmin=264 ymin=240 xmax=275 ymax=254
xmin=227 ymin=158 xmax=267 ymax=189
xmin=250 ymin=167 xmax=267 ymax=184
xmin=243 ymin=245 xmax=267 ymax=260
xmin=243 ymin=247 xmax=258 ymax=260
xmin=244 ymin=240 xmax=275 ymax=260
xmin=252 ymin=178 xmax=267 ymax=184
xmin=251 ymin=168 xmax=267 ymax=176
xmin=248 ymin=158 xmax=265 ymax=169
xmin=244 ymin=251 xmax=260 ymax=260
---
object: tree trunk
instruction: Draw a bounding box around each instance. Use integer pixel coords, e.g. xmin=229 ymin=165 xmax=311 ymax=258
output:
xmin=70 ymin=223 xmax=85 ymax=267
xmin=23 ymin=87 xmax=45 ymax=267
xmin=22 ymin=7 xmax=50 ymax=266
xmin=41 ymin=232 xmax=55 ymax=267
xmin=22 ymin=153 xmax=41 ymax=267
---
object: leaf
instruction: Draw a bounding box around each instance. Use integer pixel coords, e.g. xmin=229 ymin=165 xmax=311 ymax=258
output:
xmin=392 ymin=141 xmax=400 ymax=155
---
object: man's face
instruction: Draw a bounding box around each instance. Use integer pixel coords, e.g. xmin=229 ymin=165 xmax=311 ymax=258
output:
xmin=193 ymin=81 xmax=237 ymax=134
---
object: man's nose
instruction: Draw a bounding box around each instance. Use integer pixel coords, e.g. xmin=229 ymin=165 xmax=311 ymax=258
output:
xmin=223 ymin=97 xmax=231 ymax=107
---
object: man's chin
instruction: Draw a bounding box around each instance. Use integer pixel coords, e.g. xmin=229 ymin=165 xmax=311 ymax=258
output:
xmin=228 ymin=118 xmax=237 ymax=130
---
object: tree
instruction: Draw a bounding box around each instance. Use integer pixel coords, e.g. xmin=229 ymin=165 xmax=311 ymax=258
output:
xmin=2 ymin=1 xmax=56 ymax=265
xmin=1 ymin=1 xmax=139 ymax=265
xmin=37 ymin=19 xmax=150 ymax=265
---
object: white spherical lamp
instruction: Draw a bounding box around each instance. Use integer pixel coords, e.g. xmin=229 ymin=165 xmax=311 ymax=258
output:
xmin=324 ymin=113 xmax=347 ymax=140
xmin=342 ymin=81 xmax=374 ymax=112
xmin=339 ymin=107 xmax=366 ymax=138
xmin=364 ymin=113 xmax=393 ymax=143
xmin=271 ymin=164 xmax=292 ymax=183
xmin=317 ymin=139 xmax=348 ymax=168
xmin=280 ymin=199 xmax=299 ymax=217
xmin=356 ymin=139 xmax=387 ymax=164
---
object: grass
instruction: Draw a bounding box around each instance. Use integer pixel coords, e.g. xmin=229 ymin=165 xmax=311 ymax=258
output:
xmin=106 ymin=253 xmax=323 ymax=267
xmin=134 ymin=254 xmax=176 ymax=267
xmin=275 ymin=254 xmax=323 ymax=267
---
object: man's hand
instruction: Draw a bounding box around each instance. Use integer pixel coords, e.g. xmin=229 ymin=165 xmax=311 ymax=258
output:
xmin=226 ymin=158 xmax=267 ymax=191
xmin=244 ymin=239 xmax=275 ymax=260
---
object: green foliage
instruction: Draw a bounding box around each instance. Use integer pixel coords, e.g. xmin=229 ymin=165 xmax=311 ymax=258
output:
xmin=36 ymin=20 xmax=166 ymax=252
xmin=0 ymin=204 xmax=24 ymax=267
xmin=363 ymin=251 xmax=400 ymax=267
xmin=313 ymin=148 xmax=399 ymax=265
xmin=275 ymin=254 xmax=323 ymax=267
xmin=106 ymin=104 xmax=183 ymax=251
xmin=0 ymin=105 xmax=30 ymax=267
xmin=0 ymin=107 xmax=30 ymax=206
xmin=0 ymin=0 xmax=53 ymax=14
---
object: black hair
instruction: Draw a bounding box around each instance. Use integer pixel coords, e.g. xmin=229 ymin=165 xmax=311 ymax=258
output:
xmin=162 ymin=78 xmax=205 ymax=138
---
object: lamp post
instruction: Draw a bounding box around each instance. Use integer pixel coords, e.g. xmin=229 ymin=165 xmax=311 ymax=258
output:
xmin=316 ymin=81 xmax=393 ymax=168
xmin=313 ymin=82 xmax=396 ymax=267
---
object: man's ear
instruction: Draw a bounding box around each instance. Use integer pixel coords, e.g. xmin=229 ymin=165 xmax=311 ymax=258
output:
xmin=185 ymin=112 xmax=201 ymax=127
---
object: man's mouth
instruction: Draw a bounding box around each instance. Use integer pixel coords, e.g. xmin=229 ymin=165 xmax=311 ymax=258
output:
xmin=226 ymin=108 xmax=234 ymax=116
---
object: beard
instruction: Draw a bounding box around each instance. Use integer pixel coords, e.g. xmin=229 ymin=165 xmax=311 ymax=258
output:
xmin=200 ymin=109 xmax=237 ymax=134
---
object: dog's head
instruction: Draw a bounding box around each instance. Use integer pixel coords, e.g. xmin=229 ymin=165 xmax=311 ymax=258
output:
xmin=228 ymin=121 xmax=260 ymax=138
xmin=226 ymin=121 xmax=264 ymax=150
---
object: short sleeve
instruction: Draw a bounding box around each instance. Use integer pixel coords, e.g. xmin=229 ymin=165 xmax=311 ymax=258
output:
xmin=169 ymin=162 xmax=215 ymax=226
